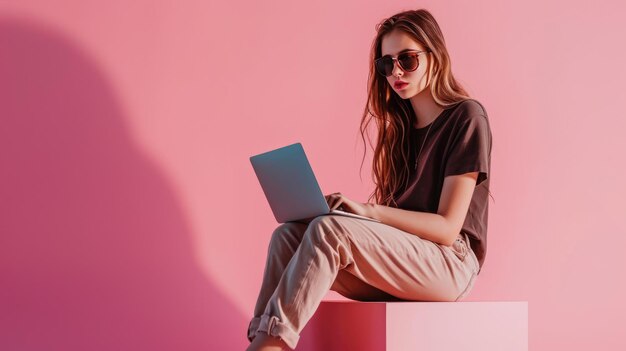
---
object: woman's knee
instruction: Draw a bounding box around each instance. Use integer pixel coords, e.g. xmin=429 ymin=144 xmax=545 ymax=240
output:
xmin=268 ymin=222 xmax=307 ymax=251
xmin=304 ymin=215 xmax=352 ymax=245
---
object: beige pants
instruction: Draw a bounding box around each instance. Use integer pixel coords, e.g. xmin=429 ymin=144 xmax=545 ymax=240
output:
xmin=247 ymin=214 xmax=480 ymax=349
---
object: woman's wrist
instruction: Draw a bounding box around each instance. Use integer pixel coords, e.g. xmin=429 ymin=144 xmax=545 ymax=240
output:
xmin=366 ymin=203 xmax=379 ymax=221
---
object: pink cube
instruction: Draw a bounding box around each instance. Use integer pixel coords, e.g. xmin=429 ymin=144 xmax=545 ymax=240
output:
xmin=296 ymin=300 xmax=528 ymax=351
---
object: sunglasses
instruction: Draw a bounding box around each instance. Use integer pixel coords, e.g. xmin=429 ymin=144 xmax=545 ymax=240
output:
xmin=374 ymin=49 xmax=431 ymax=77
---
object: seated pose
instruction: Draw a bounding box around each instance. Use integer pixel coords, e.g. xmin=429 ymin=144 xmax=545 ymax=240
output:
xmin=246 ymin=8 xmax=493 ymax=351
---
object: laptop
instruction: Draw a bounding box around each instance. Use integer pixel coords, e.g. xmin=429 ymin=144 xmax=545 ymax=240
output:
xmin=250 ymin=142 xmax=381 ymax=224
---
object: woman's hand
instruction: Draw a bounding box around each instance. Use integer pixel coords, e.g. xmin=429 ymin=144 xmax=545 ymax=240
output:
xmin=325 ymin=192 xmax=373 ymax=218
xmin=292 ymin=193 xmax=375 ymax=224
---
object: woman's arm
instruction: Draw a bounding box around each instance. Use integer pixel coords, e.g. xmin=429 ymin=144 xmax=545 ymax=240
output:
xmin=367 ymin=171 xmax=479 ymax=246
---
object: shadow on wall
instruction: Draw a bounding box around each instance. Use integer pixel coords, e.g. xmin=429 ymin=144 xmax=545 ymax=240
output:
xmin=0 ymin=16 xmax=243 ymax=350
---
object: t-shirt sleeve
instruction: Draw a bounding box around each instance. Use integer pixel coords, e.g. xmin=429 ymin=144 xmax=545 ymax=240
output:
xmin=443 ymin=112 xmax=491 ymax=186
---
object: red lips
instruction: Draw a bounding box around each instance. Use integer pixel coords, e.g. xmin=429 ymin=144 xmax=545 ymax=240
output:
xmin=394 ymin=80 xmax=408 ymax=88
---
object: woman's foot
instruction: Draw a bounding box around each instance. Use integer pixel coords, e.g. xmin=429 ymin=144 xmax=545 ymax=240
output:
xmin=246 ymin=331 xmax=289 ymax=351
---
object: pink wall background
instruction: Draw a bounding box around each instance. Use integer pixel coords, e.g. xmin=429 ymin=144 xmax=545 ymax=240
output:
xmin=1 ymin=1 xmax=625 ymax=350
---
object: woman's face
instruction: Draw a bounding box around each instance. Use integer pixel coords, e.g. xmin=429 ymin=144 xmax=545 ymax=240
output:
xmin=379 ymin=30 xmax=431 ymax=99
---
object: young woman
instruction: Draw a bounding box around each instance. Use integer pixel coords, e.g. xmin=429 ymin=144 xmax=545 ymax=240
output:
xmin=246 ymin=8 xmax=492 ymax=351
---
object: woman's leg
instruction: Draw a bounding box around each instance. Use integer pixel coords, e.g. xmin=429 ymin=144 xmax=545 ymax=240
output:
xmin=329 ymin=269 xmax=405 ymax=301
xmin=246 ymin=332 xmax=288 ymax=351
xmin=252 ymin=214 xmax=480 ymax=350
xmin=247 ymin=222 xmax=308 ymax=343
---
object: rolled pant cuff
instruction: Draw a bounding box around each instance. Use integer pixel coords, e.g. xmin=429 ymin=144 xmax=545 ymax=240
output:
xmin=255 ymin=314 xmax=300 ymax=350
xmin=247 ymin=316 xmax=262 ymax=342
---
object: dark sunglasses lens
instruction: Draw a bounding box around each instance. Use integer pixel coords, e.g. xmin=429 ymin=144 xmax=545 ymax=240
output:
xmin=375 ymin=57 xmax=393 ymax=76
xmin=398 ymin=53 xmax=418 ymax=71
xmin=376 ymin=53 xmax=421 ymax=76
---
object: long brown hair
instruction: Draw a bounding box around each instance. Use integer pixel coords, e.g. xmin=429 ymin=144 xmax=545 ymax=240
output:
xmin=360 ymin=9 xmax=471 ymax=207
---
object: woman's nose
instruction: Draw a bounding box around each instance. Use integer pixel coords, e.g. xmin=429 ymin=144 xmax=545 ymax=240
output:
xmin=391 ymin=60 xmax=403 ymax=77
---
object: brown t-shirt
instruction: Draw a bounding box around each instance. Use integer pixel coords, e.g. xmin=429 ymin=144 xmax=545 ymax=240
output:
xmin=392 ymin=98 xmax=492 ymax=274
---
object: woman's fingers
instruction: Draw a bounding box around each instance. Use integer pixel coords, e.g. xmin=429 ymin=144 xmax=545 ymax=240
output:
xmin=325 ymin=192 xmax=343 ymax=210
